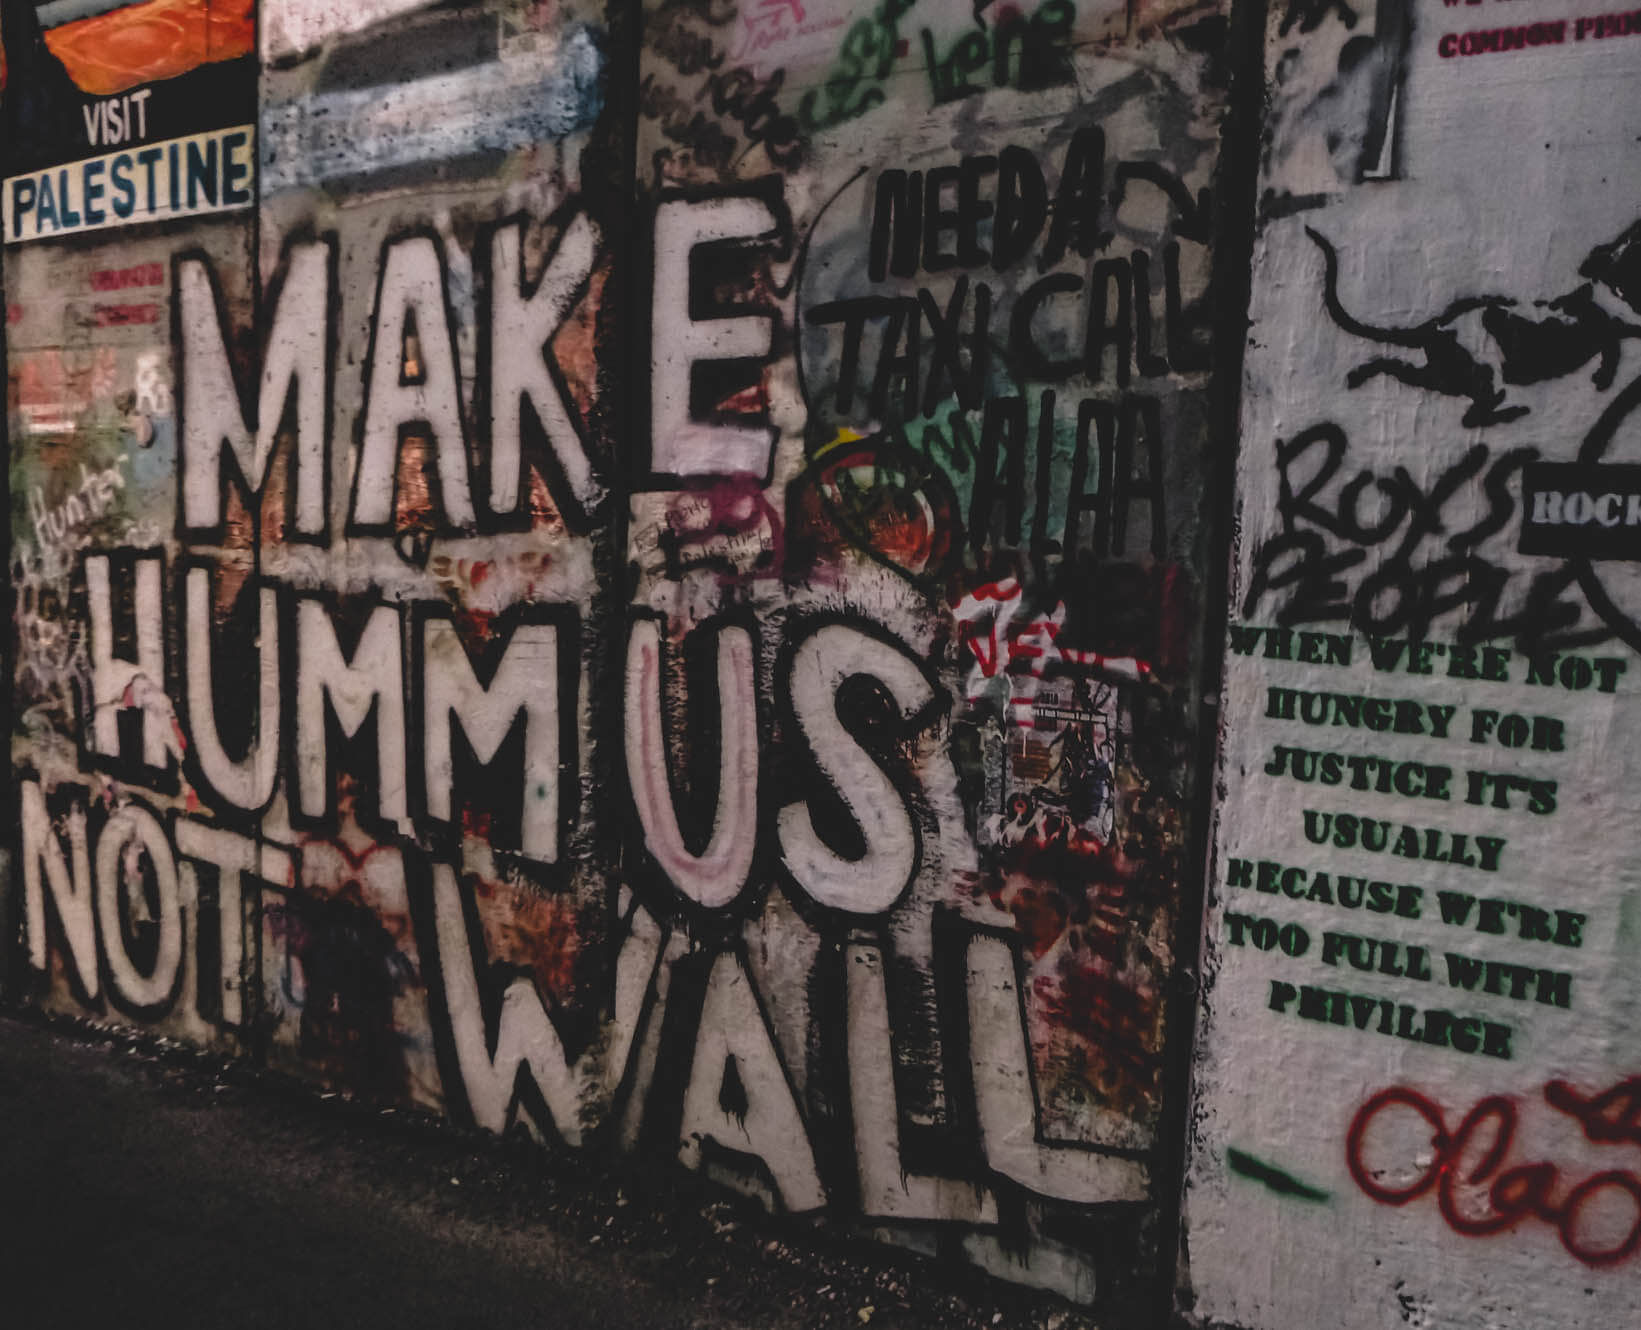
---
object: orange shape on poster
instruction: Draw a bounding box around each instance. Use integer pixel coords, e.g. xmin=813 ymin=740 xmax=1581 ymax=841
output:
xmin=44 ymin=0 xmax=255 ymax=97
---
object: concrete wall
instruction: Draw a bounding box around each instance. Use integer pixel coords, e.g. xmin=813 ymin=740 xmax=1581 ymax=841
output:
xmin=5 ymin=1 xmax=1640 ymax=1325
xmin=1182 ymin=2 xmax=1641 ymax=1327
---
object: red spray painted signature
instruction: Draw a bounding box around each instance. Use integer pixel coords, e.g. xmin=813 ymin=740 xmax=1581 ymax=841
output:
xmin=1346 ymin=1079 xmax=1641 ymax=1267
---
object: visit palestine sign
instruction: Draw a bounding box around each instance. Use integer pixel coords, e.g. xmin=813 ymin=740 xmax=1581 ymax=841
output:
xmin=2 ymin=1 xmax=256 ymax=243
xmin=5 ymin=126 xmax=255 ymax=241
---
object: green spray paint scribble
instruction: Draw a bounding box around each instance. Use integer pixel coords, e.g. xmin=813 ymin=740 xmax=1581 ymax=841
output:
xmin=1226 ymin=1148 xmax=1330 ymax=1203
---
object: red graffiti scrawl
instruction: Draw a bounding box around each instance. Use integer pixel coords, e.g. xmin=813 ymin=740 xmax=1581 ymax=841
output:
xmin=1347 ymin=1080 xmax=1641 ymax=1267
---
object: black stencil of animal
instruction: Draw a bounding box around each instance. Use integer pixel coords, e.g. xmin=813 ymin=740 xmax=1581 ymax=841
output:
xmin=1279 ymin=0 xmax=1358 ymax=36
xmin=1306 ymin=222 xmax=1641 ymax=426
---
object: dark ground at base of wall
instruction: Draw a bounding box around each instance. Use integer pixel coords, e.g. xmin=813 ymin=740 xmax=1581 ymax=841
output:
xmin=0 ymin=1010 xmax=1113 ymax=1330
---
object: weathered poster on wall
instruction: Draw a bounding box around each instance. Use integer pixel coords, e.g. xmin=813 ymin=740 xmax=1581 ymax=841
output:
xmin=1183 ymin=7 xmax=1641 ymax=1329
xmin=1 ymin=0 xmax=256 ymax=240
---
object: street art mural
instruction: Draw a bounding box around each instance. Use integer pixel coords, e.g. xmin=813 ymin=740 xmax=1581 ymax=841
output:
xmin=5 ymin=0 xmax=1232 ymax=1313
xmin=621 ymin=0 xmax=1230 ymax=1302
xmin=4 ymin=0 xmax=260 ymax=1054
xmin=17 ymin=1 xmax=1641 ymax=1326
xmin=1183 ymin=3 xmax=1641 ymax=1328
xmin=12 ymin=0 xmax=1641 ymax=1325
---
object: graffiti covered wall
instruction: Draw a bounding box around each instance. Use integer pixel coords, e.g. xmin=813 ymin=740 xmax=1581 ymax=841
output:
xmin=27 ymin=1 xmax=1641 ymax=1324
xmin=1183 ymin=2 xmax=1641 ymax=1327
xmin=4 ymin=0 xmax=1241 ymax=1314
xmin=16 ymin=2 xmax=1641 ymax=1326
xmin=4 ymin=0 xmax=259 ymax=1054
xmin=624 ymin=0 xmax=1236 ymax=1304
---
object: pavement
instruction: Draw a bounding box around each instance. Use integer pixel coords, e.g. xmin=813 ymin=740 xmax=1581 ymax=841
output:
xmin=0 ymin=1012 xmax=1103 ymax=1330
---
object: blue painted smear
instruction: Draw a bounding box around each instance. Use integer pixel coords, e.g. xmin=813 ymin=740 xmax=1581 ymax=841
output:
xmin=36 ymin=0 xmax=131 ymax=28
xmin=262 ymin=25 xmax=604 ymax=194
